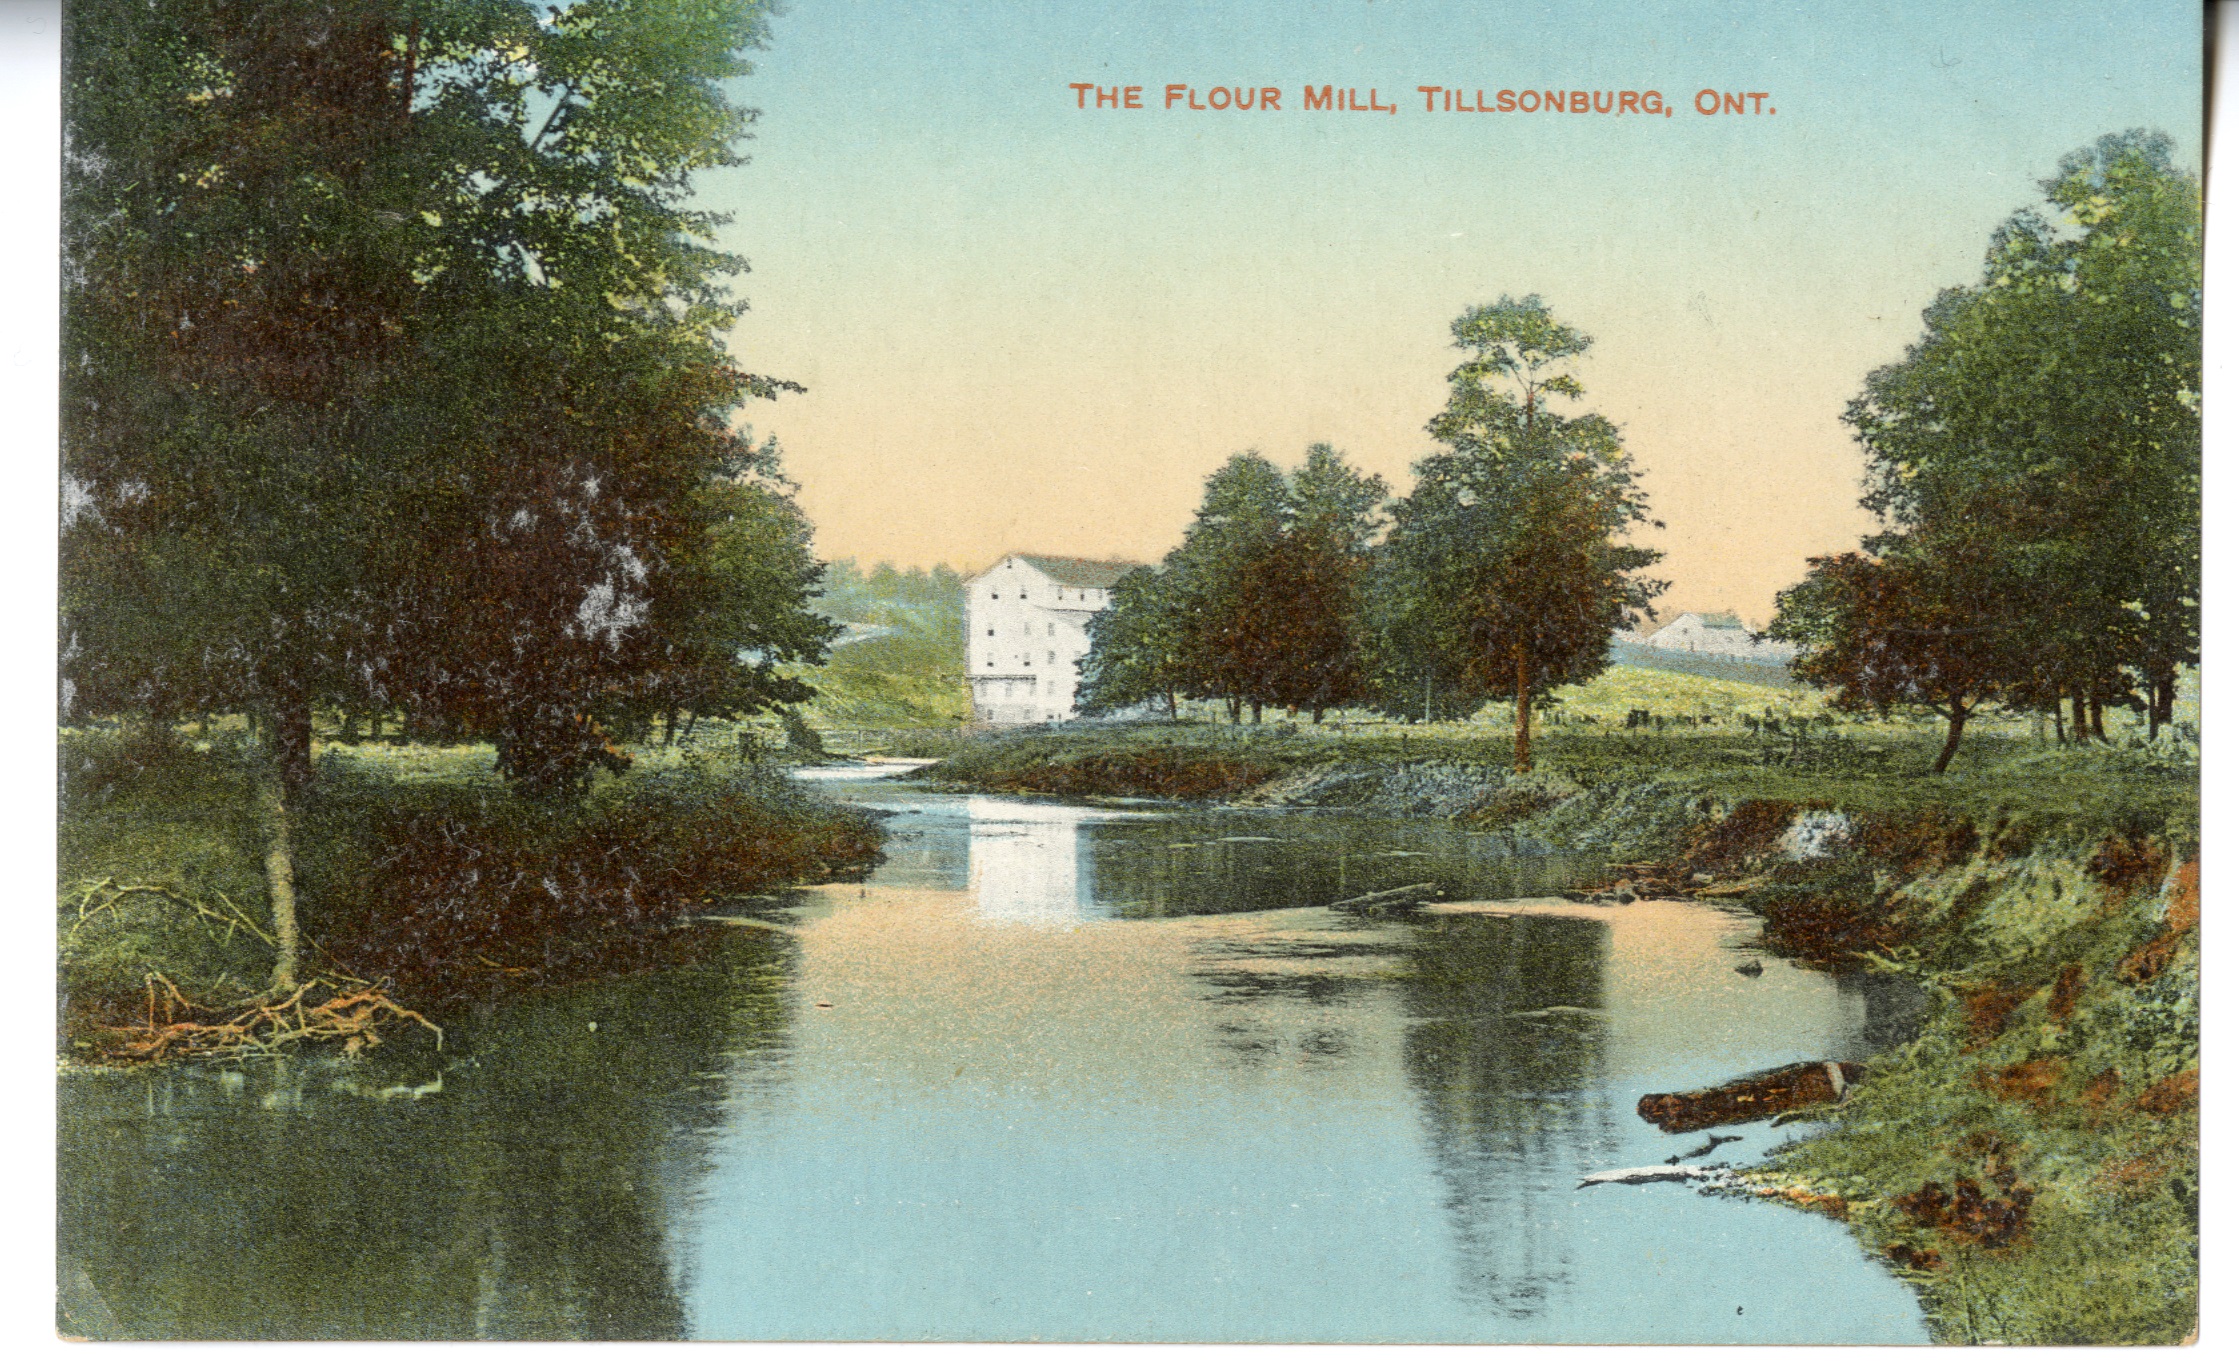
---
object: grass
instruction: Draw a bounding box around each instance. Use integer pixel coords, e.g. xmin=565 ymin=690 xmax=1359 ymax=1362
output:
xmin=791 ymin=575 xmax=974 ymax=738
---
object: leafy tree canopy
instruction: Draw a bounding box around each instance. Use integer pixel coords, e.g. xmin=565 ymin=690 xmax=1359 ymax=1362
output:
xmin=1372 ymin=297 xmax=1663 ymax=768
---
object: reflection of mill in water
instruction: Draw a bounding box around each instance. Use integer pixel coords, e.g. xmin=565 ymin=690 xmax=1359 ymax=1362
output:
xmin=1399 ymin=913 xmax=1620 ymax=1321
xmin=962 ymin=797 xmax=1098 ymax=924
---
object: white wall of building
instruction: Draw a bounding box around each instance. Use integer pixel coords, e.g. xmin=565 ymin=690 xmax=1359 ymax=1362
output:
xmin=965 ymin=557 xmax=1120 ymax=725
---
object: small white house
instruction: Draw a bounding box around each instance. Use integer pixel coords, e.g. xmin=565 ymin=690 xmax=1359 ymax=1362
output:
xmin=1642 ymin=611 xmax=1797 ymax=663
xmin=966 ymin=554 xmax=1142 ymax=725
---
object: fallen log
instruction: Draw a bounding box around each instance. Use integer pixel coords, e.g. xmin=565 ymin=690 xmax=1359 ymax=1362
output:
xmin=1577 ymin=1164 xmax=1719 ymax=1189
xmin=1330 ymin=883 xmax=1444 ymax=914
xmin=1637 ymin=1060 xmax=1865 ymax=1133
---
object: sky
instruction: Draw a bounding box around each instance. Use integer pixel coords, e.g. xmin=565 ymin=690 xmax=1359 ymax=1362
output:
xmin=695 ymin=0 xmax=2202 ymax=623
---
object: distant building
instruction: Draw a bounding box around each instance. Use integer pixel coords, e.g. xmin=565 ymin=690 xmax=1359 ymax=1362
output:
xmin=1635 ymin=610 xmax=1797 ymax=664
xmin=965 ymin=553 xmax=1142 ymax=725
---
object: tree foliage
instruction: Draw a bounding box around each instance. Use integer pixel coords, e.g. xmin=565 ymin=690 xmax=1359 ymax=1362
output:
xmin=1076 ymin=567 xmax=1191 ymax=719
xmin=60 ymin=0 xmax=821 ymax=800
xmin=1371 ymin=296 xmax=1663 ymax=769
xmin=1076 ymin=446 xmax=1385 ymax=722
xmin=60 ymin=1 xmax=819 ymax=986
xmin=1780 ymin=130 xmax=2200 ymax=764
xmin=1771 ymin=540 xmax=2018 ymax=773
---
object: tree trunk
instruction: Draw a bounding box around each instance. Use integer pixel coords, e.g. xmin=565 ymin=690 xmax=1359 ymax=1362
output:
xmin=662 ymin=708 xmax=679 ymax=747
xmin=1513 ymin=643 xmax=1533 ymax=773
xmin=2089 ymin=694 xmax=2106 ymax=741
xmin=1932 ymin=707 xmax=1969 ymax=774
xmin=2052 ymin=708 xmax=2065 ymax=745
xmin=1312 ymin=706 xmax=1325 ymax=725
xmin=1227 ymin=696 xmax=1241 ymax=724
xmin=1165 ymin=689 xmax=1177 ymax=721
xmin=2150 ymin=668 xmax=2176 ymax=738
xmin=261 ymin=774 xmax=302 ymax=994
xmin=1250 ymin=701 xmax=1263 ymax=725
xmin=274 ymin=695 xmax=314 ymax=795
xmin=2071 ymin=689 xmax=2089 ymax=744
xmin=263 ymin=694 xmax=315 ymax=994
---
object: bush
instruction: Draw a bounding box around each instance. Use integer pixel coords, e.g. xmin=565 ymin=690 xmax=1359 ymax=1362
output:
xmin=298 ymin=757 xmax=882 ymax=1007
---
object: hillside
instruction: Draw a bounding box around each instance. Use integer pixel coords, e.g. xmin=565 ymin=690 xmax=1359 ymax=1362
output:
xmin=791 ymin=560 xmax=972 ymax=737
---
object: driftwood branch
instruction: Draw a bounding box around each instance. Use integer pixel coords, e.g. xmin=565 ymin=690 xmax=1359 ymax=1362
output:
xmin=62 ymin=877 xmax=276 ymax=950
xmin=95 ymin=974 xmax=443 ymax=1063
xmin=1330 ymin=884 xmax=1444 ymax=914
xmin=1577 ymin=1164 xmax=1720 ymax=1189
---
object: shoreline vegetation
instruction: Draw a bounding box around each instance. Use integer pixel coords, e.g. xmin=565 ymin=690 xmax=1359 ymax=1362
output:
xmin=59 ymin=720 xmax=883 ymax=1066
xmin=907 ymin=702 xmax=2199 ymax=1346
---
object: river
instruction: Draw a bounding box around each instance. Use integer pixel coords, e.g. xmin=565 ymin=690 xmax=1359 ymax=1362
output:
xmin=57 ymin=763 xmax=1929 ymax=1342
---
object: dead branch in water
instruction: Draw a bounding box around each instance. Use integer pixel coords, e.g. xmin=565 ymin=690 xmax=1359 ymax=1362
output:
xmin=1638 ymin=1060 xmax=1865 ymax=1133
xmin=65 ymin=877 xmax=443 ymax=1063
xmin=95 ymin=974 xmax=444 ymax=1063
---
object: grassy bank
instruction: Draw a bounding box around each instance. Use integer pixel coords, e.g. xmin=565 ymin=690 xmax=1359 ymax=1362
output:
xmin=915 ymin=715 xmax=2196 ymax=836
xmin=916 ymin=684 xmax=2197 ymax=1344
xmin=59 ymin=727 xmax=883 ymax=1060
xmin=1743 ymin=835 xmax=2199 ymax=1344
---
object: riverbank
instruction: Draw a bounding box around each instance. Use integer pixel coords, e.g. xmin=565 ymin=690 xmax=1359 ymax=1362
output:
xmin=59 ymin=727 xmax=884 ymax=1062
xmin=915 ymin=719 xmax=2199 ymax=1344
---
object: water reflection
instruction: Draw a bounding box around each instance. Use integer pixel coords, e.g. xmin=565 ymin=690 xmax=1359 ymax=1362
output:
xmin=1188 ymin=920 xmax=1401 ymax=1070
xmin=963 ymin=797 xmax=1097 ymax=924
xmin=58 ymin=931 xmax=795 ymax=1340
xmin=837 ymin=779 xmax=1598 ymax=921
xmin=1396 ymin=914 xmax=1616 ymax=1320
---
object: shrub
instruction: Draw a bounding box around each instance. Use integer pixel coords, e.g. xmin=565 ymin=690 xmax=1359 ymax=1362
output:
xmin=298 ymin=760 xmax=882 ymax=1007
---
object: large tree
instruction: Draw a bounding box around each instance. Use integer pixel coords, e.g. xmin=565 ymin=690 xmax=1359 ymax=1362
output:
xmin=1075 ymin=566 xmax=1190 ymax=720
xmin=61 ymin=0 xmax=810 ymax=986
xmin=1838 ymin=130 xmax=2200 ymax=741
xmin=1248 ymin=444 xmax=1387 ymax=722
xmin=1163 ymin=452 xmax=1292 ymax=722
xmin=1372 ymin=298 xmax=1663 ymax=770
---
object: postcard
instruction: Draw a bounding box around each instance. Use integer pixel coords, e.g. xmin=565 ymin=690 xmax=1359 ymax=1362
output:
xmin=54 ymin=0 xmax=2203 ymax=1344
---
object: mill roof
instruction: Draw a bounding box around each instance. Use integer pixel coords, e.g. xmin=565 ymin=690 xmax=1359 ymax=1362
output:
xmin=1010 ymin=554 xmax=1142 ymax=589
xmin=1660 ymin=610 xmax=1748 ymax=632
